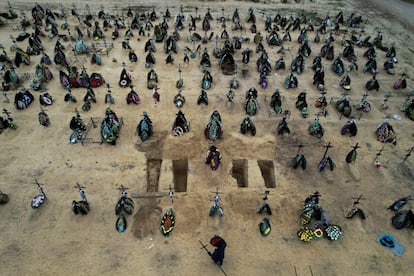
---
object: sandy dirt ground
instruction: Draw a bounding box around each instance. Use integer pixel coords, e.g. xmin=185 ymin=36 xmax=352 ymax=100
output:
xmin=0 ymin=0 xmax=413 ymax=275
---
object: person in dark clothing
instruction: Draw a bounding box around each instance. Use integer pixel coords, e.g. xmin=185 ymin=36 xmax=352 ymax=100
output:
xmin=209 ymin=236 xmax=227 ymax=266
xmin=211 ymin=243 xmax=226 ymax=265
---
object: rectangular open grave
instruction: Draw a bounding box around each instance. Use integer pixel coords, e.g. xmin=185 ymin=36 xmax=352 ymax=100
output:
xmin=147 ymin=159 xmax=162 ymax=192
xmin=232 ymin=159 xmax=248 ymax=188
xmin=257 ymin=160 xmax=276 ymax=188
xmin=172 ymin=159 xmax=188 ymax=192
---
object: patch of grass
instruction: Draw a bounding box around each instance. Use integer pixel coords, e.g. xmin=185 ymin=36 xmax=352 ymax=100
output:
xmin=401 ymin=0 xmax=414 ymax=4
